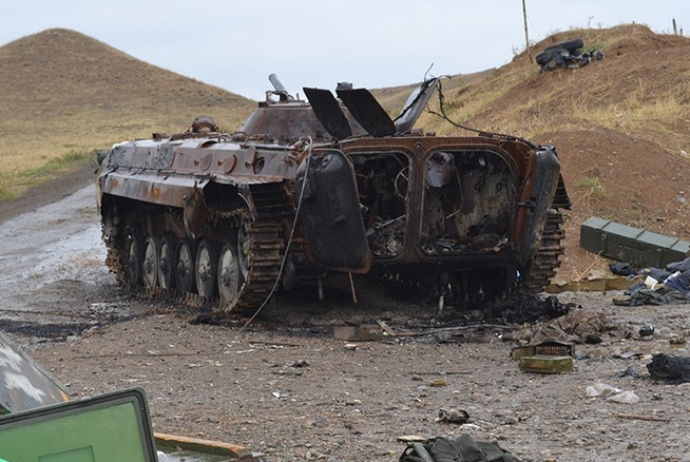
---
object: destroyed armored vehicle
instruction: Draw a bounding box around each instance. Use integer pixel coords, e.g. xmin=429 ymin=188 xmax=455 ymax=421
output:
xmin=96 ymin=74 xmax=570 ymax=315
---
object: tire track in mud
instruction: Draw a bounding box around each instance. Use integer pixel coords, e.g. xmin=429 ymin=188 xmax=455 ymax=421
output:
xmin=0 ymin=184 xmax=138 ymax=342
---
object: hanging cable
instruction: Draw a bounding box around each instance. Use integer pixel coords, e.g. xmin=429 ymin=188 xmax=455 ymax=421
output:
xmin=427 ymin=79 xmax=539 ymax=150
xmin=239 ymin=138 xmax=314 ymax=331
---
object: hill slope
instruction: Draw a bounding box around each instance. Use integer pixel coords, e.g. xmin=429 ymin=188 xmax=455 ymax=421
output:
xmin=413 ymin=24 xmax=690 ymax=279
xmin=0 ymin=28 xmax=256 ymax=196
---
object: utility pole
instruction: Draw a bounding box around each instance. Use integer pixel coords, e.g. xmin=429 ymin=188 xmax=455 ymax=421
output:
xmin=522 ymin=0 xmax=532 ymax=61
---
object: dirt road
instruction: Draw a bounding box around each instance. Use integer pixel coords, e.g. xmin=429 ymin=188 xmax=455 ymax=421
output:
xmin=2 ymin=170 xmax=690 ymax=462
xmin=0 ymin=176 xmax=138 ymax=341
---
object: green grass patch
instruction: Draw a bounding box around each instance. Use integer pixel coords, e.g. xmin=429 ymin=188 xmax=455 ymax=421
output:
xmin=0 ymin=184 xmax=15 ymax=201
xmin=12 ymin=149 xmax=90 ymax=193
xmin=574 ymin=175 xmax=607 ymax=200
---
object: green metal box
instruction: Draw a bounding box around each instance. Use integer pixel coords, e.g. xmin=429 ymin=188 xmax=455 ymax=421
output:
xmin=580 ymin=216 xmax=690 ymax=268
xmin=0 ymin=388 xmax=157 ymax=462
xmin=518 ymin=355 xmax=573 ymax=374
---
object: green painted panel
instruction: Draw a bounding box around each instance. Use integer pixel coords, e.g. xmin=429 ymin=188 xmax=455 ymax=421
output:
xmin=0 ymin=389 xmax=156 ymax=462
xmin=39 ymin=446 xmax=95 ymax=462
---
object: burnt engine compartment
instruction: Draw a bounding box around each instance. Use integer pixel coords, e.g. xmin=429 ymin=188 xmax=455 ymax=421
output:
xmin=351 ymin=152 xmax=409 ymax=258
xmin=421 ymin=150 xmax=516 ymax=255
xmin=350 ymin=149 xmax=518 ymax=259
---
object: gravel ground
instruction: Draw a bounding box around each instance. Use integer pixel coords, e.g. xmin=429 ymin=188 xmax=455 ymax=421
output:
xmin=26 ymin=292 xmax=690 ymax=462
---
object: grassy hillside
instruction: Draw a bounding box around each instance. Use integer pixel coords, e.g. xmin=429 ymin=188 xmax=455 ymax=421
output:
xmin=0 ymin=28 xmax=256 ymax=198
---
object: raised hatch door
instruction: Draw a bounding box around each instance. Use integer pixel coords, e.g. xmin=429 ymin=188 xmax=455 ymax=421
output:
xmin=296 ymin=150 xmax=372 ymax=273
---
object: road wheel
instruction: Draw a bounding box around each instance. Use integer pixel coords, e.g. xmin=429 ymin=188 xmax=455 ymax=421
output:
xmin=237 ymin=224 xmax=250 ymax=280
xmin=195 ymin=239 xmax=219 ymax=299
xmin=126 ymin=235 xmax=144 ymax=288
xmin=536 ymin=48 xmax=563 ymax=65
xmin=218 ymin=243 xmax=243 ymax=308
xmin=175 ymin=238 xmax=196 ymax=293
xmin=157 ymin=234 xmax=176 ymax=290
xmin=543 ymin=38 xmax=584 ymax=53
xmin=142 ymin=236 xmax=159 ymax=289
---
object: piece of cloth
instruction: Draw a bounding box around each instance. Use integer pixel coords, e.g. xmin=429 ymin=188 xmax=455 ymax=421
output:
xmin=399 ymin=435 xmax=521 ymax=462
xmin=667 ymin=257 xmax=690 ymax=273
xmin=643 ymin=268 xmax=672 ymax=283
xmin=665 ymin=271 xmax=690 ymax=294
xmin=614 ymin=286 xmax=690 ymax=306
xmin=609 ymin=262 xmax=635 ymax=276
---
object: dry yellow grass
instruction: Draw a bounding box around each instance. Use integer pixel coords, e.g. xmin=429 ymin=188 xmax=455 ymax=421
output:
xmin=0 ymin=28 xmax=256 ymax=199
xmin=404 ymin=24 xmax=690 ymax=153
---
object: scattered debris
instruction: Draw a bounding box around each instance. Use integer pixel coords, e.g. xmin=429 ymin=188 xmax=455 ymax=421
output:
xmin=289 ymin=359 xmax=309 ymax=368
xmin=397 ymin=435 xmax=428 ymax=443
xmin=614 ymin=413 xmax=670 ymax=423
xmin=618 ymin=366 xmax=642 ymax=379
xmin=638 ymin=324 xmax=655 ymax=337
xmin=436 ymin=408 xmax=470 ymax=424
xmin=586 ymin=384 xmax=639 ymax=404
xmin=647 ymin=353 xmax=690 ymax=383
xmin=586 ymin=383 xmax=622 ymax=398
xmin=613 ymin=257 xmax=690 ymax=306
xmin=399 ymin=435 xmax=522 ymax=462
xmin=536 ymin=38 xmax=603 ymax=71
xmin=528 ymin=309 xmax=632 ymax=345
xmin=492 ymin=295 xmax=574 ymax=325
xmin=607 ymin=390 xmax=640 ymax=404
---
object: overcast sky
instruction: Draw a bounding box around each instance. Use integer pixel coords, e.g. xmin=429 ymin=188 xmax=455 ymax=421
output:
xmin=1 ymin=1 xmax=686 ymax=100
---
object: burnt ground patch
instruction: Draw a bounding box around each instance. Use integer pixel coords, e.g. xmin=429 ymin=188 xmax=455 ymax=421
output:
xmin=0 ymin=319 xmax=96 ymax=340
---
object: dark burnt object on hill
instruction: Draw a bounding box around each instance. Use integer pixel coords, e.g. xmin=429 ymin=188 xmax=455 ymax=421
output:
xmin=536 ymin=38 xmax=603 ymax=71
xmin=95 ymin=74 xmax=571 ymax=316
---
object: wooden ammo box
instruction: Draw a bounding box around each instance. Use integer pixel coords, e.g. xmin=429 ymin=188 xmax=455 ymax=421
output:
xmin=580 ymin=216 xmax=690 ymax=268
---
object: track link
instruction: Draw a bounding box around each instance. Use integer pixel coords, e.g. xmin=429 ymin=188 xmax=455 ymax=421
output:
xmin=228 ymin=218 xmax=284 ymax=315
xmin=102 ymin=195 xmax=287 ymax=317
xmin=517 ymin=210 xmax=566 ymax=296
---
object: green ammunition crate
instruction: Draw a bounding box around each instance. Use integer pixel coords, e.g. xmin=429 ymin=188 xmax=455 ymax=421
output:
xmin=580 ymin=216 xmax=690 ymax=268
xmin=0 ymin=388 xmax=157 ymax=462
xmin=519 ymin=355 xmax=573 ymax=374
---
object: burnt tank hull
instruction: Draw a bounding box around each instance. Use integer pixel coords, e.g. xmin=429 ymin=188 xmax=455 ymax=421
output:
xmin=96 ymin=77 xmax=570 ymax=315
